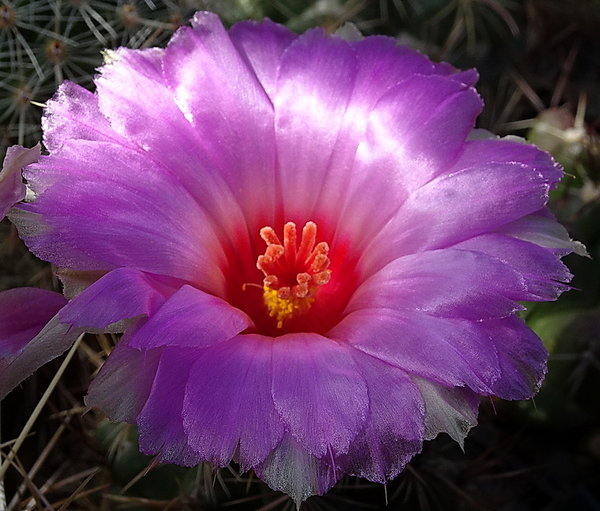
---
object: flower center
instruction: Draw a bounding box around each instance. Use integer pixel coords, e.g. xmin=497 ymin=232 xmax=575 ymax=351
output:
xmin=256 ymin=221 xmax=331 ymax=328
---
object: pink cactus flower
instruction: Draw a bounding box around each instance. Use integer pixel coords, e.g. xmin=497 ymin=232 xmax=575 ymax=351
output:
xmin=0 ymin=12 xmax=578 ymax=504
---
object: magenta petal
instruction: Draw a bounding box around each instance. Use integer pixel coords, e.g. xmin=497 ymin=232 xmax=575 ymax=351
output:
xmin=170 ymin=11 xmax=273 ymax=130
xmin=331 ymin=309 xmax=500 ymax=394
xmin=43 ymin=81 xmax=130 ymax=151
xmin=59 ymin=268 xmax=172 ymax=330
xmin=367 ymin=139 xmax=562 ymax=267
xmin=95 ymin=46 xmax=169 ymax=148
xmin=0 ymin=144 xmax=40 ymax=218
xmin=254 ymin=433 xmax=341 ymax=506
xmin=0 ymin=288 xmax=67 ymax=356
xmin=182 ymin=335 xmax=284 ymax=469
xmin=163 ymin=12 xmax=278 ymax=226
xmin=399 ymin=151 xmax=556 ymax=243
xmin=274 ymin=28 xmax=358 ymax=219
xmin=95 ymin=46 xmax=252 ymax=245
xmin=454 ymin=233 xmax=572 ymax=300
xmin=271 ymin=334 xmax=368 ymax=457
xmin=295 ymin=38 xmax=434 ymax=244
xmin=498 ymin=209 xmax=580 ymax=256
xmin=432 ymin=61 xmax=479 ymax=86
xmin=480 ymin=316 xmax=548 ymax=400
xmin=452 ymin=138 xmax=563 ymax=189
xmin=354 ymin=74 xmax=482 ymax=193
xmin=331 ymin=74 xmax=482 ymax=255
xmin=9 ymin=207 xmax=115 ymax=271
xmin=290 ymin=39 xmax=475 ymax=238
xmin=329 ymin=38 xmax=434 ymax=165
xmin=128 ymin=285 xmax=252 ymax=349
xmin=337 ymin=352 xmax=424 ymax=483
xmin=0 ymin=315 xmax=83 ymax=400
xmin=351 ymin=37 xmax=437 ymax=98
xmin=136 ymin=346 xmax=203 ymax=466
xmin=23 ymin=143 xmax=226 ymax=288
xmin=350 ymin=249 xmax=527 ymax=320
xmin=85 ymin=321 xmax=162 ymax=423
xmin=227 ymin=18 xmax=297 ymax=102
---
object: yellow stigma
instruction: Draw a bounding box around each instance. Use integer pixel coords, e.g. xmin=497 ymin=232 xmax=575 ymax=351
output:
xmin=263 ymin=286 xmax=315 ymax=329
xmin=256 ymin=221 xmax=331 ymax=329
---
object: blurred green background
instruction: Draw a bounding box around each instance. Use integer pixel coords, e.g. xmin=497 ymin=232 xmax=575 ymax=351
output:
xmin=1 ymin=1 xmax=600 ymax=509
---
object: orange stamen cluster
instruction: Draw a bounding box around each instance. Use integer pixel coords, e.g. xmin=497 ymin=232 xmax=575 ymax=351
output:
xmin=256 ymin=221 xmax=331 ymax=327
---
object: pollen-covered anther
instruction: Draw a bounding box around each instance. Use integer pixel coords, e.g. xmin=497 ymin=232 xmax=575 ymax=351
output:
xmin=277 ymin=286 xmax=291 ymax=299
xmin=313 ymin=271 xmax=331 ymax=286
xmin=257 ymin=221 xmax=332 ymax=328
xmin=263 ymin=275 xmax=278 ymax=288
